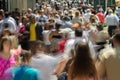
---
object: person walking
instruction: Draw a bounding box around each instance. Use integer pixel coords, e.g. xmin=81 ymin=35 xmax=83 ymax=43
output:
xmin=105 ymin=9 xmax=119 ymax=37
xmin=26 ymin=15 xmax=43 ymax=49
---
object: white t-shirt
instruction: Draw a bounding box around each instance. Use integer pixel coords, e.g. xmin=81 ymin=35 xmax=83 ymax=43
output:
xmin=0 ymin=18 xmax=17 ymax=33
xmin=105 ymin=14 xmax=119 ymax=26
xmin=30 ymin=53 xmax=58 ymax=80
xmin=42 ymin=30 xmax=51 ymax=45
xmin=64 ymin=31 xmax=96 ymax=59
xmin=84 ymin=12 xmax=91 ymax=22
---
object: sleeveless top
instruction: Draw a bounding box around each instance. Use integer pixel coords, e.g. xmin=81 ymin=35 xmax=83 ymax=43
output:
xmin=0 ymin=55 xmax=15 ymax=76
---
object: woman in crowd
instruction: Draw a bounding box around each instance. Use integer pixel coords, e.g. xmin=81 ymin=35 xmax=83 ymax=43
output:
xmin=5 ymin=50 xmax=41 ymax=80
xmin=90 ymin=14 xmax=99 ymax=25
xmin=19 ymin=16 xmax=28 ymax=33
xmin=0 ymin=29 xmax=13 ymax=39
xmin=42 ymin=22 xmax=52 ymax=53
xmin=1 ymin=29 xmax=21 ymax=64
xmin=18 ymin=16 xmax=29 ymax=50
xmin=72 ymin=11 xmax=84 ymax=24
xmin=0 ymin=37 xmax=16 ymax=79
xmin=50 ymin=22 xmax=63 ymax=53
xmin=68 ymin=42 xmax=98 ymax=80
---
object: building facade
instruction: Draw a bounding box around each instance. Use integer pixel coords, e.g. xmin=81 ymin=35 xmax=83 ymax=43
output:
xmin=94 ymin=0 xmax=116 ymax=11
xmin=0 ymin=0 xmax=36 ymax=12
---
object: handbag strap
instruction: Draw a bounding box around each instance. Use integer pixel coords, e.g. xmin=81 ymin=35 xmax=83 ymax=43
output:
xmin=0 ymin=55 xmax=11 ymax=76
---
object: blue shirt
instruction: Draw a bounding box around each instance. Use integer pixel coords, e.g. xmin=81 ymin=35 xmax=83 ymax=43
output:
xmin=5 ymin=65 xmax=41 ymax=80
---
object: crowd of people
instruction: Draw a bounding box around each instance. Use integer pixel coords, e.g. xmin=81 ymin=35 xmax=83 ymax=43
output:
xmin=0 ymin=0 xmax=120 ymax=80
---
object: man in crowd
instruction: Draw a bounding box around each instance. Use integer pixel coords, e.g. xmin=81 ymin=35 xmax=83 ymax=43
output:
xmin=97 ymin=32 xmax=120 ymax=80
xmin=0 ymin=11 xmax=17 ymax=33
xmin=26 ymin=15 xmax=43 ymax=49
xmin=105 ymin=9 xmax=119 ymax=37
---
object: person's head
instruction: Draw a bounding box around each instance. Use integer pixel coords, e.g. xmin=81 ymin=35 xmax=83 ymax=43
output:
xmin=21 ymin=50 xmax=32 ymax=65
xmin=0 ymin=9 xmax=4 ymax=20
xmin=34 ymin=9 xmax=39 ymax=14
xmin=74 ymin=42 xmax=91 ymax=60
xmin=97 ymin=23 xmax=103 ymax=31
xmin=58 ymin=10 xmax=62 ymax=16
xmin=15 ymin=17 xmax=20 ymax=25
xmin=106 ymin=7 xmax=111 ymax=11
xmin=2 ymin=29 xmax=12 ymax=37
xmin=48 ymin=23 xmax=54 ymax=30
xmin=31 ymin=41 xmax=45 ymax=55
xmin=0 ymin=37 xmax=12 ymax=52
xmin=30 ymin=15 xmax=36 ymax=23
xmin=69 ymin=10 xmax=73 ymax=15
xmin=90 ymin=14 xmax=96 ymax=23
xmin=55 ymin=22 xmax=62 ymax=30
xmin=44 ymin=22 xmax=50 ymax=30
xmin=108 ymin=9 xmax=113 ymax=14
xmin=112 ymin=33 xmax=120 ymax=48
xmin=21 ymin=9 xmax=26 ymax=14
xmin=98 ymin=8 xmax=103 ymax=12
xmin=27 ymin=8 xmax=32 ymax=14
xmin=55 ymin=14 xmax=60 ymax=19
xmin=86 ymin=9 xmax=91 ymax=13
xmin=48 ymin=18 xmax=55 ymax=23
xmin=21 ymin=16 xmax=28 ymax=25
xmin=40 ymin=10 xmax=44 ymax=16
xmin=9 ymin=36 xmax=19 ymax=49
xmin=75 ymin=11 xmax=80 ymax=17
xmin=75 ymin=28 xmax=83 ymax=37
xmin=5 ymin=12 xmax=10 ymax=18
xmin=68 ymin=42 xmax=98 ymax=79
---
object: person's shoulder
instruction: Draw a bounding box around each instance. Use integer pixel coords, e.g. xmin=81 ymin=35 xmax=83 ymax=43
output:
xmin=27 ymin=67 xmax=39 ymax=73
xmin=43 ymin=15 xmax=47 ymax=18
xmin=18 ymin=66 xmax=40 ymax=76
xmin=99 ymin=47 xmax=115 ymax=60
xmin=66 ymin=39 xmax=75 ymax=45
xmin=7 ymin=18 xmax=15 ymax=23
xmin=22 ymin=66 xmax=41 ymax=79
xmin=45 ymin=54 xmax=56 ymax=60
xmin=59 ymin=39 xmax=67 ymax=43
xmin=42 ymin=30 xmax=49 ymax=33
xmin=5 ymin=67 xmax=16 ymax=73
xmin=36 ymin=22 xmax=42 ymax=26
xmin=58 ymin=57 xmax=70 ymax=64
xmin=26 ymin=22 xmax=30 ymax=26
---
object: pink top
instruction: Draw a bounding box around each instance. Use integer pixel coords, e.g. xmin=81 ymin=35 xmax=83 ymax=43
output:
xmin=73 ymin=76 xmax=94 ymax=80
xmin=0 ymin=55 xmax=15 ymax=76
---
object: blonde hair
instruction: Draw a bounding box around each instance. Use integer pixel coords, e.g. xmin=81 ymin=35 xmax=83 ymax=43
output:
xmin=9 ymin=36 xmax=19 ymax=48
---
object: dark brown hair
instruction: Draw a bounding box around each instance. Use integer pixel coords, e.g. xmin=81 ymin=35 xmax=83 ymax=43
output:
xmin=21 ymin=50 xmax=32 ymax=63
xmin=90 ymin=14 xmax=97 ymax=23
xmin=68 ymin=42 xmax=98 ymax=80
xmin=0 ymin=29 xmax=12 ymax=39
xmin=30 ymin=41 xmax=45 ymax=55
xmin=55 ymin=22 xmax=62 ymax=31
xmin=44 ymin=22 xmax=50 ymax=30
xmin=75 ymin=28 xmax=83 ymax=37
xmin=75 ymin=11 xmax=80 ymax=17
xmin=0 ymin=37 xmax=11 ymax=51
